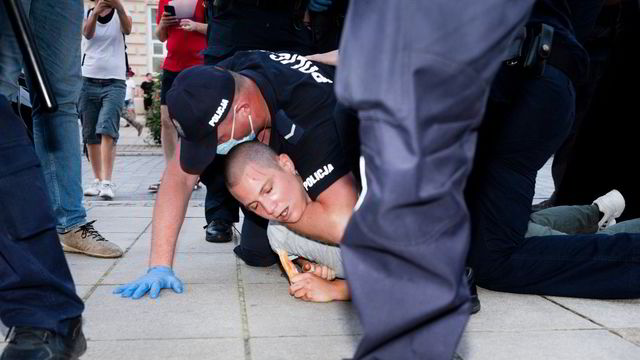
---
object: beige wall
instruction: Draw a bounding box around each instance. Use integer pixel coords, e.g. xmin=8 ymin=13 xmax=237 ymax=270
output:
xmin=83 ymin=0 xmax=159 ymax=113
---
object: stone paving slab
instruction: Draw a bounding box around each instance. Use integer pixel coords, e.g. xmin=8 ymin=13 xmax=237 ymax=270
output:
xmin=84 ymin=285 xmax=242 ymax=341
xmin=244 ymin=284 xmax=362 ymax=338
xmin=458 ymin=330 xmax=640 ymax=360
xmin=250 ymin=336 xmax=361 ymax=360
xmin=467 ymin=289 xmax=599 ymax=332
xmin=545 ymin=296 xmax=640 ymax=329
xmin=83 ymin=338 xmax=244 ymax=360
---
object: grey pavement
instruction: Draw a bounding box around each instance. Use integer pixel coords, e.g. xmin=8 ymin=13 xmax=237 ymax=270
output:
xmin=2 ymin=125 xmax=640 ymax=359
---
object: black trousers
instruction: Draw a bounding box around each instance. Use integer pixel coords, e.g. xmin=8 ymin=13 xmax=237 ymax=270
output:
xmin=334 ymin=1 xmax=535 ymax=358
xmin=0 ymin=97 xmax=84 ymax=335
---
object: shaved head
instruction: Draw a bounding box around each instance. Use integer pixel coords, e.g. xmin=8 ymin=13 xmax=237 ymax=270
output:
xmin=224 ymin=141 xmax=280 ymax=188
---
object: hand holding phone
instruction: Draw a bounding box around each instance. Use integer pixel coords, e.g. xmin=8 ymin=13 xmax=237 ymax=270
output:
xmin=164 ymin=4 xmax=176 ymax=17
xmin=160 ymin=5 xmax=178 ymax=27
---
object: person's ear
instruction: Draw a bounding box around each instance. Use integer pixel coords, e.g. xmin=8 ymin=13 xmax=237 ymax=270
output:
xmin=277 ymin=154 xmax=296 ymax=174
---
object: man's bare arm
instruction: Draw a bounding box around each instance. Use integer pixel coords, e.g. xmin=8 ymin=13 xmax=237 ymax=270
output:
xmin=149 ymin=146 xmax=199 ymax=268
xmin=285 ymin=173 xmax=357 ymax=244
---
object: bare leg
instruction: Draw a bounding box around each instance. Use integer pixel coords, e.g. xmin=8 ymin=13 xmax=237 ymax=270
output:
xmin=87 ymin=143 xmax=102 ymax=181
xmin=160 ymin=105 xmax=177 ymax=161
xmin=100 ymin=135 xmax=116 ymax=181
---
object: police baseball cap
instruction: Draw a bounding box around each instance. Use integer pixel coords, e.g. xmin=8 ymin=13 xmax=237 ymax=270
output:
xmin=166 ymin=65 xmax=235 ymax=174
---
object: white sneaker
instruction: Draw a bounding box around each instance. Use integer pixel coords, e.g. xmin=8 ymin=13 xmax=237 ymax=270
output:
xmin=99 ymin=181 xmax=115 ymax=200
xmin=84 ymin=179 xmax=101 ymax=196
xmin=593 ymin=189 xmax=625 ymax=230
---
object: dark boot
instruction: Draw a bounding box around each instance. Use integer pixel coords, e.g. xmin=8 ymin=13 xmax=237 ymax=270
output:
xmin=205 ymin=219 xmax=233 ymax=243
xmin=1 ymin=317 xmax=86 ymax=360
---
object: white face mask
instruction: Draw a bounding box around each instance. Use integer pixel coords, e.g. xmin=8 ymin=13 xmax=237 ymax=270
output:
xmin=216 ymin=105 xmax=256 ymax=155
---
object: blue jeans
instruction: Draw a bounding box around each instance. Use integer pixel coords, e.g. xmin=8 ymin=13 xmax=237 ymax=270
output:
xmin=466 ymin=64 xmax=640 ymax=299
xmin=0 ymin=0 xmax=87 ymax=233
xmin=527 ymin=204 xmax=640 ymax=237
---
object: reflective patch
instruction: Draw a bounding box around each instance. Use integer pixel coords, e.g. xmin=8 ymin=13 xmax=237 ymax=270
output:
xmin=171 ymin=119 xmax=186 ymax=138
xmin=354 ymin=156 xmax=367 ymax=211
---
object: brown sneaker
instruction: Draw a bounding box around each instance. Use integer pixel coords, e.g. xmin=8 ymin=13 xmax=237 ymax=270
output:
xmin=59 ymin=220 xmax=123 ymax=258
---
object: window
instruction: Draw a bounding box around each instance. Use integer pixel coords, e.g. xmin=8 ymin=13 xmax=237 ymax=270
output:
xmin=148 ymin=7 xmax=167 ymax=74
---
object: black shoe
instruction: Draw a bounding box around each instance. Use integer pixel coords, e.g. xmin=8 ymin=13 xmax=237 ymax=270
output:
xmin=205 ymin=219 xmax=233 ymax=243
xmin=1 ymin=317 xmax=86 ymax=360
xmin=466 ymin=267 xmax=481 ymax=315
xmin=233 ymin=245 xmax=278 ymax=267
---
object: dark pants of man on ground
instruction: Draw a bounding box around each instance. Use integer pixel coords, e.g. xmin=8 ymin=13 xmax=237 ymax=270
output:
xmin=466 ymin=61 xmax=640 ymax=299
xmin=0 ymin=97 xmax=84 ymax=338
xmin=201 ymin=0 xmax=313 ymax=266
xmin=334 ymin=1 xmax=535 ymax=359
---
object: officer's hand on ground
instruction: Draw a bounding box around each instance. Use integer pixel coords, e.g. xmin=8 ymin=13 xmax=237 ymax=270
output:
xmin=113 ymin=266 xmax=184 ymax=299
xmin=308 ymin=0 xmax=332 ymax=12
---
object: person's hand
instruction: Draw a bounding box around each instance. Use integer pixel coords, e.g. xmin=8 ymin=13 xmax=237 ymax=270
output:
xmin=289 ymin=273 xmax=338 ymax=302
xmin=94 ymin=0 xmax=111 ymax=14
xmin=113 ymin=266 xmax=184 ymax=299
xmin=302 ymin=262 xmax=336 ymax=281
xmin=102 ymin=0 xmax=124 ymax=13
xmin=159 ymin=11 xmax=178 ymax=28
xmin=308 ymin=0 xmax=332 ymax=12
xmin=179 ymin=19 xmax=197 ymax=32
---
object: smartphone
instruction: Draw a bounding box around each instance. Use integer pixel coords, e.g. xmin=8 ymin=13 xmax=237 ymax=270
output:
xmin=164 ymin=4 xmax=176 ymax=17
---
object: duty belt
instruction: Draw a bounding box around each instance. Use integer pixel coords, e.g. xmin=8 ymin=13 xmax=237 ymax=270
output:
xmin=504 ymin=24 xmax=584 ymax=86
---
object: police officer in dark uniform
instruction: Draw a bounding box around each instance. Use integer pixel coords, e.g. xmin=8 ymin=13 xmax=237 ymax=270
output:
xmin=116 ymin=50 xmax=357 ymax=299
xmin=465 ymin=0 xmax=640 ymax=301
xmin=200 ymin=0 xmax=315 ymax=268
xmin=334 ymin=0 xmax=536 ymax=359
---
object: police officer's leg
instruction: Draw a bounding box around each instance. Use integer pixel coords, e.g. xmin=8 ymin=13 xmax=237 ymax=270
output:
xmin=335 ymin=1 xmax=534 ymax=359
xmin=0 ymin=97 xmax=84 ymax=336
xmin=201 ymin=155 xmax=238 ymax=243
xmin=467 ymin=63 xmax=579 ymax=296
xmin=234 ymin=210 xmax=277 ymax=267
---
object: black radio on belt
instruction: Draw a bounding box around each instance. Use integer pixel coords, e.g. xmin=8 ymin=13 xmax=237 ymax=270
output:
xmin=505 ymin=23 xmax=554 ymax=77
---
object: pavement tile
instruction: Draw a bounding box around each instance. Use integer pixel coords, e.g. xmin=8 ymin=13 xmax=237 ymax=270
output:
xmin=88 ymin=216 xmax=151 ymax=234
xmin=240 ymin=263 xmax=288 ymax=284
xmin=83 ymin=284 xmax=241 ymax=340
xmin=467 ymin=289 xmax=600 ymax=331
xmin=547 ymin=297 xmax=640 ymax=328
xmin=65 ymin=253 xmax=118 ymax=286
xmin=94 ymin=232 xmax=141 ymax=251
xmin=458 ymin=330 xmax=640 ymax=360
xmin=615 ymin=328 xmax=640 ymax=347
xmin=129 ymin=230 xmax=236 ymax=256
xmin=76 ymin=285 xmax=92 ymax=299
xmin=251 ymin=335 xmax=360 ymax=360
xmin=87 ymin=206 xmax=154 ymax=218
xmin=102 ymin=252 xmax=238 ymax=285
xmin=244 ymin=283 xmax=362 ymax=337
xmin=84 ymin=338 xmax=244 ymax=360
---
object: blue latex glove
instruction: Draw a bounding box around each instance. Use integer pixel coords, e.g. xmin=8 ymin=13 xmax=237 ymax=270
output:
xmin=308 ymin=0 xmax=332 ymax=12
xmin=113 ymin=266 xmax=184 ymax=299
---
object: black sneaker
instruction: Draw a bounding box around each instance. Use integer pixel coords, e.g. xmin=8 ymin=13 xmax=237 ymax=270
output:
xmin=1 ymin=317 xmax=86 ymax=360
xmin=204 ymin=219 xmax=233 ymax=243
xmin=466 ymin=267 xmax=481 ymax=315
